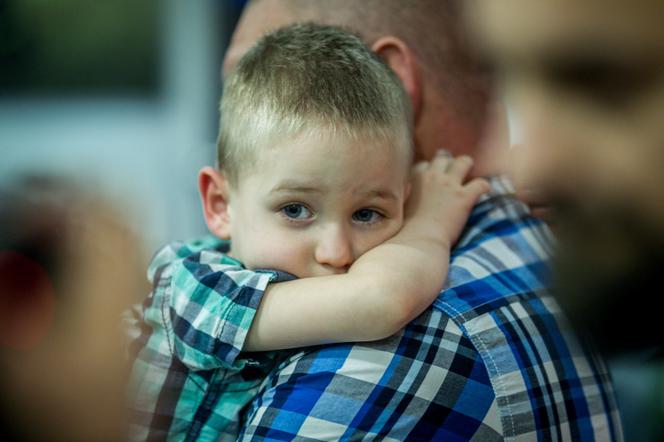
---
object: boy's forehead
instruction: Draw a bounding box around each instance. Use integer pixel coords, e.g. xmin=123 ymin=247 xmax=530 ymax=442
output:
xmin=239 ymin=129 xmax=411 ymax=183
xmin=279 ymin=129 xmax=411 ymax=161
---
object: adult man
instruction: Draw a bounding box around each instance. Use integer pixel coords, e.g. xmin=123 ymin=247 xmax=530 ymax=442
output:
xmin=466 ymin=1 xmax=663 ymax=439
xmin=466 ymin=0 xmax=664 ymax=356
xmin=220 ymin=1 xmax=623 ymax=439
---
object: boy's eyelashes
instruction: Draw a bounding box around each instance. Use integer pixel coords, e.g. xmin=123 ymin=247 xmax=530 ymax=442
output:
xmin=351 ymin=209 xmax=385 ymax=225
xmin=280 ymin=203 xmax=314 ymax=221
xmin=276 ymin=203 xmax=388 ymax=225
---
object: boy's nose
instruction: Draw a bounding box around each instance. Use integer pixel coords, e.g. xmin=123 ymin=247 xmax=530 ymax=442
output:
xmin=314 ymin=225 xmax=354 ymax=271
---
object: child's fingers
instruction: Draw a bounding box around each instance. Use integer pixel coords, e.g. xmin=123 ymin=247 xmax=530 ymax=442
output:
xmin=464 ymin=177 xmax=491 ymax=200
xmin=446 ymin=156 xmax=475 ymax=181
xmin=412 ymin=161 xmax=430 ymax=174
xmin=430 ymin=150 xmax=453 ymax=172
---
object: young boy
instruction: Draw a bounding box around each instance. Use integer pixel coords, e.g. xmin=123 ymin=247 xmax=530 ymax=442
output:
xmin=128 ymin=24 xmax=488 ymax=441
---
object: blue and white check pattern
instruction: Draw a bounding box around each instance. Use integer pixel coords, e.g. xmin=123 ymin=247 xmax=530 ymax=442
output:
xmin=238 ymin=176 xmax=623 ymax=441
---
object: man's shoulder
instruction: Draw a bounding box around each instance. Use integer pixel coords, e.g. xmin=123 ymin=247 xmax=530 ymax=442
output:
xmin=426 ymin=180 xmax=621 ymax=439
xmin=435 ymin=175 xmax=554 ymax=318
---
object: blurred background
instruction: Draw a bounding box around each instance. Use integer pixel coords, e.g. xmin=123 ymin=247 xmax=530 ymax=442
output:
xmin=1 ymin=0 xmax=247 ymax=255
xmin=1 ymin=2 xmax=246 ymax=438
xmin=1 ymin=1 xmax=662 ymax=440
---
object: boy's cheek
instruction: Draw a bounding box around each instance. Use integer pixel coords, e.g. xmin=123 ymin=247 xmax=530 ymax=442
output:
xmin=240 ymin=230 xmax=309 ymax=276
xmin=351 ymin=219 xmax=405 ymax=261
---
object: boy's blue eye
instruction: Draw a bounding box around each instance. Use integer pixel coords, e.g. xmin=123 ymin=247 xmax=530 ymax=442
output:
xmin=352 ymin=209 xmax=382 ymax=224
xmin=281 ymin=203 xmax=312 ymax=220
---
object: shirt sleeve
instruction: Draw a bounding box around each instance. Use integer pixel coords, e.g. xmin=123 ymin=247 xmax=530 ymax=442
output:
xmin=156 ymin=251 xmax=288 ymax=372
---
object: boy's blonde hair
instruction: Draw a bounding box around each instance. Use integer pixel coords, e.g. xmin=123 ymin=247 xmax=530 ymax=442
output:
xmin=218 ymin=23 xmax=413 ymax=183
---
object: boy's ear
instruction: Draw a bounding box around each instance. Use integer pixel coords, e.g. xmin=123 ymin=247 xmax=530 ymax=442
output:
xmin=198 ymin=166 xmax=232 ymax=239
xmin=371 ymin=36 xmax=422 ymax=122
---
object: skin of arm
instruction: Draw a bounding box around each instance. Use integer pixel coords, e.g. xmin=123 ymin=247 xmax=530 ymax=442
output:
xmin=244 ymin=155 xmax=489 ymax=351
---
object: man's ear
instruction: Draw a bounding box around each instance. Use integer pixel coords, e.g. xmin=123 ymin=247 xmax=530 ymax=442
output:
xmin=371 ymin=36 xmax=422 ymax=122
xmin=198 ymin=166 xmax=232 ymax=239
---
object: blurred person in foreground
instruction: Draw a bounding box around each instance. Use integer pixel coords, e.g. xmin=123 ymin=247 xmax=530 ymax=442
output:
xmin=466 ymin=0 xmax=664 ymax=359
xmin=198 ymin=0 xmax=622 ymax=439
xmin=0 ymin=177 xmax=145 ymax=441
xmin=466 ymin=0 xmax=664 ymax=439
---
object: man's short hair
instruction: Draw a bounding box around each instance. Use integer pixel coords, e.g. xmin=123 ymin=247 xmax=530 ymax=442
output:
xmin=218 ymin=23 xmax=412 ymax=183
xmin=282 ymin=0 xmax=489 ymax=129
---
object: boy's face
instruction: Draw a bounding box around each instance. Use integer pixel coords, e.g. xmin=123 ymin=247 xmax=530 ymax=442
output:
xmin=226 ymin=132 xmax=410 ymax=278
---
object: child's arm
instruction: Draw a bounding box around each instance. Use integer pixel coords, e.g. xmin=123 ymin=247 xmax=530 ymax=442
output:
xmin=244 ymin=154 xmax=489 ymax=351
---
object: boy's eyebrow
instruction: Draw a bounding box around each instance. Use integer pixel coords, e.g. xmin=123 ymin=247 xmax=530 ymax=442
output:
xmin=354 ymin=189 xmax=399 ymax=202
xmin=270 ymin=180 xmax=324 ymax=194
xmin=270 ymin=181 xmax=399 ymax=201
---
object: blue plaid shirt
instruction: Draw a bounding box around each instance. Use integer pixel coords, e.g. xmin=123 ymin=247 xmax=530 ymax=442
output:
xmin=236 ymin=176 xmax=623 ymax=441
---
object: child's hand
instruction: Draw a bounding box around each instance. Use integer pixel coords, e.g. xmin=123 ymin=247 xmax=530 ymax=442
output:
xmin=403 ymin=151 xmax=490 ymax=248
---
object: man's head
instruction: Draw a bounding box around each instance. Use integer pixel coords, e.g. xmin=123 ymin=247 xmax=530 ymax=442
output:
xmin=467 ymin=0 xmax=664 ymax=353
xmin=200 ymin=24 xmax=413 ymax=278
xmin=223 ymin=0 xmax=495 ymax=164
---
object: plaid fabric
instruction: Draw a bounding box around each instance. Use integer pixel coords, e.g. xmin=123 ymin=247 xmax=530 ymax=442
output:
xmin=238 ymin=176 xmax=623 ymax=441
xmin=127 ymin=236 xmax=293 ymax=441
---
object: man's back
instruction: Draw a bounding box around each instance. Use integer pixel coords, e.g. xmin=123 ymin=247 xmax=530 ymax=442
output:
xmin=239 ymin=176 xmax=623 ymax=441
